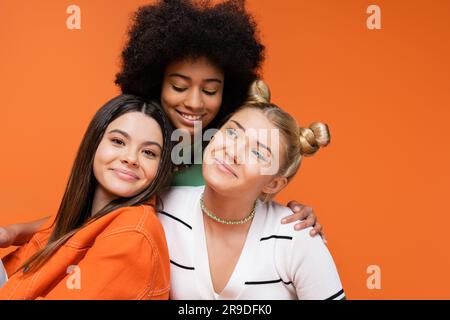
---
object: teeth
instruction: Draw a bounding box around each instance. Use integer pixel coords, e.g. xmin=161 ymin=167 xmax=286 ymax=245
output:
xmin=180 ymin=112 xmax=202 ymax=121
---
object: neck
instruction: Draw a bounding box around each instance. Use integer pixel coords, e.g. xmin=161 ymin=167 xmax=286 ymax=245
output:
xmin=91 ymin=186 xmax=117 ymax=217
xmin=202 ymin=186 xmax=256 ymax=225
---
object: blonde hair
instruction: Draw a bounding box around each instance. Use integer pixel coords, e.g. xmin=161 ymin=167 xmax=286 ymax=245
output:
xmin=243 ymin=79 xmax=331 ymax=182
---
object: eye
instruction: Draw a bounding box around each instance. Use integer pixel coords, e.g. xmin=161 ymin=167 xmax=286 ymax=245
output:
xmin=252 ymin=149 xmax=268 ymax=162
xmin=171 ymin=85 xmax=187 ymax=92
xmin=111 ymin=138 xmax=125 ymax=146
xmin=143 ymin=149 xmax=157 ymax=158
xmin=203 ymin=90 xmax=217 ymax=96
xmin=225 ymin=128 xmax=238 ymax=139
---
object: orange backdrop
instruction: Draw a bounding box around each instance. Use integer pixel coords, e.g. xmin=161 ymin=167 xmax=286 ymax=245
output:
xmin=1 ymin=0 xmax=449 ymax=299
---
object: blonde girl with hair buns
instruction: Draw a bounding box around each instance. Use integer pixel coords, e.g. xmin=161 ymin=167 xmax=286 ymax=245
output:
xmin=157 ymin=80 xmax=344 ymax=300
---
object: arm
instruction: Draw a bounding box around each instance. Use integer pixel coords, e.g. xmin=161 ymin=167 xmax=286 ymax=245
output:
xmin=37 ymin=230 xmax=170 ymax=300
xmin=0 ymin=216 xmax=50 ymax=248
xmin=282 ymin=201 xmax=326 ymax=242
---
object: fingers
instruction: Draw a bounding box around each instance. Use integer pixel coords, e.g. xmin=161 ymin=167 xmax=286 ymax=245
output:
xmin=283 ymin=205 xmax=315 ymax=228
xmin=286 ymin=200 xmax=303 ymax=213
xmin=309 ymin=223 xmax=327 ymax=245
xmin=283 ymin=202 xmax=312 ymax=224
xmin=309 ymin=222 xmax=322 ymax=236
xmin=285 ymin=200 xmax=327 ymax=243
xmin=294 ymin=221 xmax=308 ymax=231
xmin=281 ymin=211 xmax=305 ymax=224
xmin=304 ymin=210 xmax=317 ymax=228
xmin=286 ymin=206 xmax=316 ymax=226
xmin=283 ymin=207 xmax=315 ymax=231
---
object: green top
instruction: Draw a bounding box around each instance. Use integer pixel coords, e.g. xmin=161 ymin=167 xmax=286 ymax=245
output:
xmin=170 ymin=138 xmax=205 ymax=186
xmin=170 ymin=164 xmax=205 ymax=186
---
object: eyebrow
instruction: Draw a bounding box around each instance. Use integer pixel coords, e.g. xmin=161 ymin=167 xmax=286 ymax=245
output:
xmin=108 ymin=129 xmax=162 ymax=150
xmin=168 ymin=73 xmax=222 ymax=84
xmin=229 ymin=120 xmax=272 ymax=155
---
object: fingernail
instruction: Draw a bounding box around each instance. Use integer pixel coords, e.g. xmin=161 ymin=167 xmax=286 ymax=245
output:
xmin=294 ymin=206 xmax=301 ymax=211
xmin=282 ymin=219 xmax=287 ymax=223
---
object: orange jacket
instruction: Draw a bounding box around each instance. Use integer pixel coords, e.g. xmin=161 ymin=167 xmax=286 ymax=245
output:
xmin=0 ymin=204 xmax=170 ymax=300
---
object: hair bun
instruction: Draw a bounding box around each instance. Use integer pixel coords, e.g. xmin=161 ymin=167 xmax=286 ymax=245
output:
xmin=298 ymin=122 xmax=331 ymax=156
xmin=247 ymin=79 xmax=271 ymax=104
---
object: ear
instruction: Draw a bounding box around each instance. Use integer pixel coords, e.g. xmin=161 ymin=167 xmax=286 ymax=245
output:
xmin=261 ymin=175 xmax=288 ymax=196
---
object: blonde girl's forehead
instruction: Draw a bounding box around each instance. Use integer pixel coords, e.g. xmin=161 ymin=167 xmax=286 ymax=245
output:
xmin=229 ymin=108 xmax=276 ymax=131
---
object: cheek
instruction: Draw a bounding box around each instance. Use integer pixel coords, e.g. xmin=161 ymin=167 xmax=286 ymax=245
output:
xmin=161 ymin=90 xmax=181 ymax=124
xmin=161 ymin=85 xmax=179 ymax=110
xmin=140 ymin=159 xmax=160 ymax=183
xmin=92 ymin=143 xmax=114 ymax=181
xmin=242 ymin=162 xmax=273 ymax=187
xmin=243 ymin=164 xmax=262 ymax=180
xmin=206 ymin=95 xmax=222 ymax=116
xmin=94 ymin=142 xmax=118 ymax=166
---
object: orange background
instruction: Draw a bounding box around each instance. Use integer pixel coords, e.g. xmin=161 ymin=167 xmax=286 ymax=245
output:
xmin=1 ymin=0 xmax=449 ymax=299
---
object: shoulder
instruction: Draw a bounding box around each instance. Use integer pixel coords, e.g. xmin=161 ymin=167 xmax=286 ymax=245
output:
xmin=96 ymin=205 xmax=164 ymax=240
xmin=262 ymin=200 xmax=325 ymax=250
xmin=157 ymin=186 xmax=204 ymax=231
xmin=265 ymin=202 xmax=344 ymax=300
xmin=158 ymin=186 xmax=204 ymax=217
xmin=65 ymin=205 xmax=167 ymax=253
xmin=160 ymin=186 xmax=204 ymax=202
xmin=82 ymin=205 xmax=169 ymax=271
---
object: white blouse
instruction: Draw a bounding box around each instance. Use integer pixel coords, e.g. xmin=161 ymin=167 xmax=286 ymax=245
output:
xmin=158 ymin=186 xmax=345 ymax=300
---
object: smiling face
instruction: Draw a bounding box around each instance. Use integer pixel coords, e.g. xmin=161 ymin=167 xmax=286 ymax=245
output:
xmin=161 ymin=56 xmax=224 ymax=136
xmin=203 ymin=107 xmax=288 ymax=199
xmin=93 ymin=112 xmax=163 ymax=200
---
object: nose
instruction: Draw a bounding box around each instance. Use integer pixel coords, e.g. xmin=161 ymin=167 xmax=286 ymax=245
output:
xmin=184 ymin=88 xmax=204 ymax=112
xmin=225 ymin=139 xmax=246 ymax=165
xmin=121 ymin=151 xmax=139 ymax=168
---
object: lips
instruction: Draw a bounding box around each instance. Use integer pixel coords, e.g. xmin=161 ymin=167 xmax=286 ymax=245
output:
xmin=111 ymin=168 xmax=140 ymax=181
xmin=214 ymin=158 xmax=238 ymax=178
xmin=176 ymin=110 xmax=204 ymax=122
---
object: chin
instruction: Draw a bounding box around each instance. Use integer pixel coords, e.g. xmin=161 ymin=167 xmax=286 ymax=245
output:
xmin=114 ymin=191 xmax=135 ymax=199
xmin=107 ymin=185 xmax=140 ymax=199
xmin=181 ymin=125 xmax=196 ymax=135
xmin=204 ymin=170 xmax=235 ymax=192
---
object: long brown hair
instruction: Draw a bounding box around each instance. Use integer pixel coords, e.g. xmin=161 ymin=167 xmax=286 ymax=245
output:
xmin=19 ymin=94 xmax=173 ymax=274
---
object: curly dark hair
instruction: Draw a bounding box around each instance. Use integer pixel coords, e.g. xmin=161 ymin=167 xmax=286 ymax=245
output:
xmin=115 ymin=0 xmax=265 ymax=130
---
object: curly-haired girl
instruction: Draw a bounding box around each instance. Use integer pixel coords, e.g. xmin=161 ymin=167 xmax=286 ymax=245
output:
xmin=115 ymin=0 xmax=264 ymax=133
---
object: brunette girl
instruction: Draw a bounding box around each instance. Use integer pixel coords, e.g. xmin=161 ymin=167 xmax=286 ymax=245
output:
xmin=0 ymin=95 xmax=173 ymax=299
